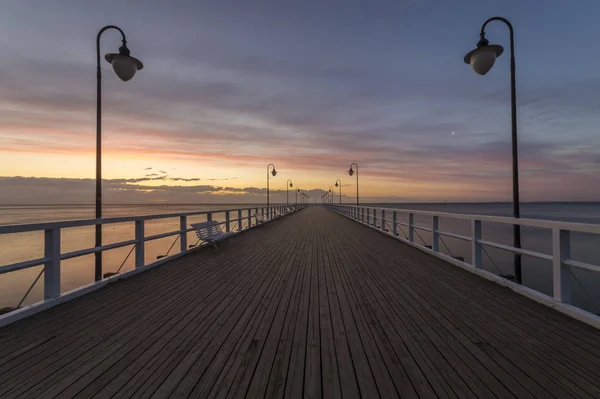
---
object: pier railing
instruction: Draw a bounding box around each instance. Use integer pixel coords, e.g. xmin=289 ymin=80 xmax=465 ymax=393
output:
xmin=330 ymin=205 xmax=600 ymax=313
xmin=0 ymin=204 xmax=304 ymax=313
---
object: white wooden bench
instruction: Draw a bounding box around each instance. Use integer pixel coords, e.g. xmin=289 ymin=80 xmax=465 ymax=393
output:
xmin=191 ymin=220 xmax=234 ymax=250
xmin=253 ymin=211 xmax=265 ymax=226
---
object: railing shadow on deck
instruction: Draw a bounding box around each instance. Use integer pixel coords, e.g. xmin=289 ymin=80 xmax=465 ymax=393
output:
xmin=0 ymin=204 xmax=307 ymax=326
xmin=328 ymin=204 xmax=600 ymax=330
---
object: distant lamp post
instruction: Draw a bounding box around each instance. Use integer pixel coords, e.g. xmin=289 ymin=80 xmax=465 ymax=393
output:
xmin=267 ymin=164 xmax=277 ymax=217
xmin=464 ymin=16 xmax=522 ymax=284
xmin=335 ymin=179 xmax=342 ymax=205
xmin=296 ymin=188 xmax=299 ymax=205
xmin=286 ymin=179 xmax=293 ymax=205
xmin=328 ymin=187 xmax=333 ymax=204
xmin=348 ymin=163 xmax=359 ymax=206
xmin=95 ymin=25 xmax=143 ymax=282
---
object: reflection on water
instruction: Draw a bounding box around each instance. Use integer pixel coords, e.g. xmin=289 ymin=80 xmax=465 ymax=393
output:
xmin=0 ymin=203 xmax=599 ymax=314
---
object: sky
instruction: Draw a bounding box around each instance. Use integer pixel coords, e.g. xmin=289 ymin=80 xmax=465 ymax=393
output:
xmin=0 ymin=0 xmax=599 ymax=204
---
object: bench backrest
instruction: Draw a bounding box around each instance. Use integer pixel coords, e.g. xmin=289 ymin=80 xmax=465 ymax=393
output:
xmin=191 ymin=220 xmax=224 ymax=240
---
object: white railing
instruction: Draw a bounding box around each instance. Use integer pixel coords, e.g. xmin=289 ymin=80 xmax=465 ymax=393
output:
xmin=0 ymin=204 xmax=305 ymax=307
xmin=329 ymin=205 xmax=600 ymax=310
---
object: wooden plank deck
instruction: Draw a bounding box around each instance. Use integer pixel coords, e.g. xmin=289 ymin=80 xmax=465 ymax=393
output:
xmin=0 ymin=206 xmax=599 ymax=398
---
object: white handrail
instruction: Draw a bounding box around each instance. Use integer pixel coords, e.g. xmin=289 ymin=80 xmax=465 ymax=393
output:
xmin=0 ymin=205 xmax=306 ymax=304
xmin=329 ymin=204 xmax=600 ymax=309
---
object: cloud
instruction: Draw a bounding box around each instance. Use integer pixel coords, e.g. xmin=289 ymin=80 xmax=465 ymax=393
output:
xmin=0 ymin=1 xmax=599 ymax=202
xmin=0 ymin=176 xmax=334 ymax=205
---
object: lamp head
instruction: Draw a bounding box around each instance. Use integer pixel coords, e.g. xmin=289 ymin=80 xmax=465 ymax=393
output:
xmin=105 ymin=43 xmax=143 ymax=82
xmin=289 ymin=182 xmax=293 ymax=188
xmin=348 ymin=168 xmax=354 ymax=176
xmin=335 ymin=182 xmax=339 ymax=187
xmin=271 ymin=168 xmax=277 ymax=177
xmin=463 ymin=35 xmax=503 ymax=76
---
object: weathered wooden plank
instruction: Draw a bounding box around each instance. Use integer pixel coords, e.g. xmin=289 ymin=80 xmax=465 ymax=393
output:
xmin=0 ymin=207 xmax=598 ymax=399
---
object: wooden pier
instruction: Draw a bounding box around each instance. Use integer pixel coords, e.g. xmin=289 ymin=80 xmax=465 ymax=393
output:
xmin=0 ymin=207 xmax=599 ymax=398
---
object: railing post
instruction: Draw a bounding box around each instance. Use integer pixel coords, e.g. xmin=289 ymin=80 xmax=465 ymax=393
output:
xmin=432 ymin=215 xmax=439 ymax=252
xmin=207 ymin=212 xmax=213 ymax=222
xmin=225 ymin=211 xmax=231 ymax=232
xmin=471 ymin=219 xmax=482 ymax=268
xmin=248 ymin=209 xmax=252 ymax=227
xmin=180 ymin=216 xmax=187 ymax=253
xmin=373 ymin=209 xmax=377 ymax=227
xmin=552 ymin=229 xmax=571 ymax=303
xmin=393 ymin=211 xmax=398 ymax=236
xmin=44 ymin=228 xmax=61 ymax=299
xmin=135 ymin=220 xmax=145 ymax=268
xmin=408 ymin=213 xmax=414 ymax=242
xmin=381 ymin=210 xmax=385 ymax=232
xmin=238 ymin=209 xmax=242 ymax=231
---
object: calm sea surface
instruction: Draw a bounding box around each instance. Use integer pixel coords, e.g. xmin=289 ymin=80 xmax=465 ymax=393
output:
xmin=0 ymin=202 xmax=599 ymax=313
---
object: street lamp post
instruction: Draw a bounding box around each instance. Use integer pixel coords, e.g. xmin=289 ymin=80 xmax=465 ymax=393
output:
xmin=329 ymin=187 xmax=333 ymax=204
xmin=296 ymin=188 xmax=299 ymax=204
xmin=348 ymin=163 xmax=359 ymax=206
xmin=464 ymin=16 xmax=522 ymax=284
xmin=335 ymin=179 xmax=342 ymax=205
xmin=286 ymin=179 xmax=293 ymax=205
xmin=95 ymin=25 xmax=143 ymax=282
xmin=267 ymin=164 xmax=277 ymax=218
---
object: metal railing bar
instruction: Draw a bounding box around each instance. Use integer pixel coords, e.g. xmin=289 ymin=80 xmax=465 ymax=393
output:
xmin=116 ymin=245 xmax=136 ymax=274
xmin=61 ymin=239 xmax=138 ymax=260
xmin=144 ymin=230 xmax=182 ymax=242
xmin=413 ymin=228 xmax=429 ymax=246
xmin=413 ymin=225 xmax=432 ymax=232
xmin=437 ymin=231 xmax=472 ymax=242
xmin=478 ymin=239 xmax=553 ymax=261
xmin=481 ymin=245 xmax=504 ymax=276
xmin=16 ymin=268 xmax=44 ymax=308
xmin=0 ymin=206 xmax=291 ymax=235
xmin=157 ymin=235 xmax=181 ymax=260
xmin=437 ymin=235 xmax=455 ymax=258
xmin=563 ymin=260 xmax=600 ymax=274
xmin=0 ymin=258 xmax=49 ymax=275
xmin=363 ymin=206 xmax=600 ymax=234
xmin=569 ymin=269 xmax=600 ymax=313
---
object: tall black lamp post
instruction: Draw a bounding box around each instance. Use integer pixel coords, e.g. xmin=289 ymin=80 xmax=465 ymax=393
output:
xmin=286 ymin=179 xmax=293 ymax=205
xmin=464 ymin=16 xmax=522 ymax=284
xmin=95 ymin=25 xmax=143 ymax=281
xmin=348 ymin=163 xmax=359 ymax=206
xmin=267 ymin=164 xmax=277 ymax=217
xmin=335 ymin=179 xmax=342 ymax=204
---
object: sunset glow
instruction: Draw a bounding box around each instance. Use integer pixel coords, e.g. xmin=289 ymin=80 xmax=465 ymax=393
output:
xmin=0 ymin=0 xmax=599 ymax=204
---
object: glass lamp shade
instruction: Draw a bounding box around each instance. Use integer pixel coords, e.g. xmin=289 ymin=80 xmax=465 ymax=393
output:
xmin=464 ymin=44 xmax=503 ymax=76
xmin=289 ymin=183 xmax=293 ymax=188
xmin=271 ymin=169 xmax=277 ymax=176
xmin=348 ymin=168 xmax=354 ymax=176
xmin=335 ymin=182 xmax=339 ymax=187
xmin=105 ymin=53 xmax=143 ymax=82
